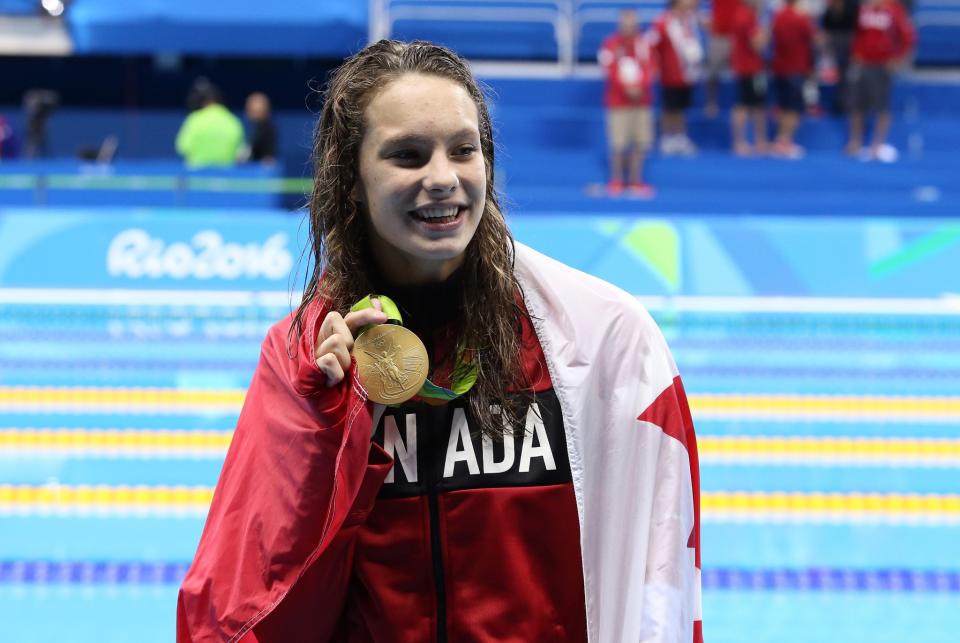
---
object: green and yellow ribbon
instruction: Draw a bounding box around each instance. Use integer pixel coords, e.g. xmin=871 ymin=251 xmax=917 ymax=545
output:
xmin=351 ymin=294 xmax=477 ymax=405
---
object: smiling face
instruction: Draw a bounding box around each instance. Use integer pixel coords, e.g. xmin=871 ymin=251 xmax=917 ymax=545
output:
xmin=354 ymin=73 xmax=487 ymax=285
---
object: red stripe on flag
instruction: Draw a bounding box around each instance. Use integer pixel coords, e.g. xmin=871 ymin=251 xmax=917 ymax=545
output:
xmin=637 ymin=376 xmax=702 ymax=569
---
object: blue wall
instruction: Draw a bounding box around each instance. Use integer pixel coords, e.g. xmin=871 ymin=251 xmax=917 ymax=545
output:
xmin=2 ymin=209 xmax=958 ymax=298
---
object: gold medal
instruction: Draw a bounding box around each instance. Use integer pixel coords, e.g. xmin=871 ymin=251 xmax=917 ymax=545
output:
xmin=352 ymin=324 xmax=429 ymax=405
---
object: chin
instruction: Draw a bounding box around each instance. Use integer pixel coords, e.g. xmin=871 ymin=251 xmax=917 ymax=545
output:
xmin=412 ymin=242 xmax=470 ymax=263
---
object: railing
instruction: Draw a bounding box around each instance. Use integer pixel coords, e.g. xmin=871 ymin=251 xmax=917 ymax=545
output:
xmin=0 ymin=162 xmax=308 ymax=208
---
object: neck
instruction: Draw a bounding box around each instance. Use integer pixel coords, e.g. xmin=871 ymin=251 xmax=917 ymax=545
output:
xmin=366 ymin=259 xmax=464 ymax=345
xmin=369 ymin=247 xmax=466 ymax=287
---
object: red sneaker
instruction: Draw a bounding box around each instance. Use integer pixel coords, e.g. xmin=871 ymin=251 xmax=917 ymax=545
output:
xmin=627 ymin=182 xmax=655 ymax=198
xmin=607 ymin=180 xmax=624 ymax=196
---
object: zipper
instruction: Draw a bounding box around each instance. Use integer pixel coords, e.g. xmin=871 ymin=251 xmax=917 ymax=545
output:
xmin=427 ymin=487 xmax=448 ymax=643
xmin=424 ymin=405 xmax=448 ymax=643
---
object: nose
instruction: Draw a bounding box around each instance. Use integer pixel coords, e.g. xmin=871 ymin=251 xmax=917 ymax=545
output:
xmin=422 ymin=153 xmax=459 ymax=194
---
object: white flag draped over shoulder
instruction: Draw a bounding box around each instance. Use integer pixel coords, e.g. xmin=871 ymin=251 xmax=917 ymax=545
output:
xmin=516 ymin=243 xmax=703 ymax=643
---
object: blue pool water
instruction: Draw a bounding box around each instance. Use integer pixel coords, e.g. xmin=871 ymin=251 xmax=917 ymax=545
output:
xmin=1 ymin=294 xmax=958 ymax=641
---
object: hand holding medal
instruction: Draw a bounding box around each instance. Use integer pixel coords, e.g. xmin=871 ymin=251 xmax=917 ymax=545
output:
xmin=313 ymin=300 xmax=388 ymax=389
xmin=347 ymin=295 xmax=428 ymax=405
xmin=349 ymin=295 xmax=478 ymax=406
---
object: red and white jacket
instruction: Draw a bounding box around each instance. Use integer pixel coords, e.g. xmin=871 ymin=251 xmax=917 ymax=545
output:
xmin=598 ymin=31 xmax=657 ymax=108
xmin=852 ymin=0 xmax=915 ymax=66
xmin=650 ymin=9 xmax=705 ymax=88
xmin=176 ymin=244 xmax=703 ymax=642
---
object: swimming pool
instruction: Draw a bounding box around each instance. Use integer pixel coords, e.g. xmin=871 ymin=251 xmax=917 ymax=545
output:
xmin=1 ymin=207 xmax=958 ymax=641
xmin=2 ymin=294 xmax=957 ymax=642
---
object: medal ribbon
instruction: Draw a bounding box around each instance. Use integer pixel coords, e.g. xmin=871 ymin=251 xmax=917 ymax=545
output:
xmin=351 ymin=294 xmax=477 ymax=404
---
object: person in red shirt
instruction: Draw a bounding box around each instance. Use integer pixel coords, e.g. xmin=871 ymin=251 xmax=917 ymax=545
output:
xmin=598 ymin=9 xmax=657 ymax=197
xmin=770 ymin=0 xmax=818 ymax=158
xmin=175 ymin=39 xmax=704 ymax=643
xmin=650 ymin=0 xmax=704 ymax=156
xmin=705 ymin=0 xmax=741 ymax=117
xmin=846 ymin=0 xmax=915 ymax=162
xmin=730 ymin=0 xmax=769 ymax=155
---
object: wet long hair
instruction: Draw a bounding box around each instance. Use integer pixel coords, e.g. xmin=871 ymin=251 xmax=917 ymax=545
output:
xmin=291 ymin=40 xmax=529 ymax=438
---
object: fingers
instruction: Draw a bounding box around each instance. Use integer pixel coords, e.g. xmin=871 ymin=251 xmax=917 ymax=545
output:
xmin=317 ymin=334 xmax=352 ymax=374
xmin=317 ymin=311 xmax=351 ymax=349
xmin=343 ymin=305 xmax=388 ymax=337
xmin=314 ymin=302 xmax=388 ymax=387
xmin=315 ymin=352 xmax=346 ymax=387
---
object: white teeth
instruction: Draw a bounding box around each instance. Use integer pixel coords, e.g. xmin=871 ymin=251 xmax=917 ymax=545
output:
xmin=414 ymin=206 xmax=460 ymax=219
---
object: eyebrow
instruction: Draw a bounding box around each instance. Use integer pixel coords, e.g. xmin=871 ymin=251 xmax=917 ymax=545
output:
xmin=380 ymin=128 xmax=479 ymax=149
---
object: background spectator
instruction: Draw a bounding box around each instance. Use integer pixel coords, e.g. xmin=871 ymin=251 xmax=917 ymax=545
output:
xmin=771 ymin=0 xmax=817 ymax=158
xmin=822 ymin=0 xmax=861 ymax=114
xmin=244 ymin=92 xmax=278 ymax=165
xmin=175 ymin=79 xmax=244 ymax=168
xmin=22 ymin=89 xmax=59 ymax=159
xmin=705 ymin=0 xmax=741 ymax=117
xmin=598 ymin=9 xmax=657 ymax=196
xmin=650 ymin=0 xmax=704 ymax=156
xmin=846 ymin=0 xmax=915 ymax=162
xmin=730 ymin=0 xmax=769 ymax=155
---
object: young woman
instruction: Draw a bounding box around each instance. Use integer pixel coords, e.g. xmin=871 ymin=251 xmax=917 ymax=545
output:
xmin=176 ymin=40 xmax=702 ymax=643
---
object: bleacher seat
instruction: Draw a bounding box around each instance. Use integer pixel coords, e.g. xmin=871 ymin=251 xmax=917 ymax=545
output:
xmin=915 ymin=0 xmax=960 ymax=65
xmin=0 ymin=0 xmax=36 ymax=15
xmin=385 ymin=0 xmax=568 ymax=61
xmin=67 ymin=0 xmax=368 ymax=56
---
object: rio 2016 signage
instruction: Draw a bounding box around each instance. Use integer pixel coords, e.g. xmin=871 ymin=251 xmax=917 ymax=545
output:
xmin=1 ymin=208 xmax=957 ymax=297
xmin=0 ymin=209 xmax=308 ymax=291
xmin=107 ymin=229 xmax=293 ymax=281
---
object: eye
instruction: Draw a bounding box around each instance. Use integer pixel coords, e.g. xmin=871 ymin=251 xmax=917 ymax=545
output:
xmin=453 ymin=145 xmax=477 ymax=158
xmin=389 ymin=149 xmax=420 ymax=162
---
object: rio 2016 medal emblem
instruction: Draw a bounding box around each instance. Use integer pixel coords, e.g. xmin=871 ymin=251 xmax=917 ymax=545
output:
xmin=353 ymin=324 xmax=429 ymax=405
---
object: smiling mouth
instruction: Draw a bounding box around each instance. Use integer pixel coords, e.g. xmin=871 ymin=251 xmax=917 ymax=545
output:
xmin=409 ymin=205 xmax=464 ymax=225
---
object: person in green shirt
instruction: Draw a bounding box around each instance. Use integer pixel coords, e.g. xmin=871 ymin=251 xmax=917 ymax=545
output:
xmin=175 ymin=82 xmax=244 ymax=168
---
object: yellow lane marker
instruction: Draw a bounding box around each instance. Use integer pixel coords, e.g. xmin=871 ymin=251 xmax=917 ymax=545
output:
xmin=0 ymin=484 xmax=213 ymax=515
xmin=4 ymin=431 xmax=959 ymax=467
xmin=0 ymin=429 xmax=231 ymax=455
xmin=3 ymin=388 xmax=960 ymax=421
xmin=702 ymin=491 xmax=960 ymax=523
xmin=2 ymin=485 xmax=958 ymax=523
xmin=0 ymin=387 xmax=246 ymax=407
xmin=691 ymin=394 xmax=960 ymax=420
xmin=698 ymin=436 xmax=960 ymax=465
